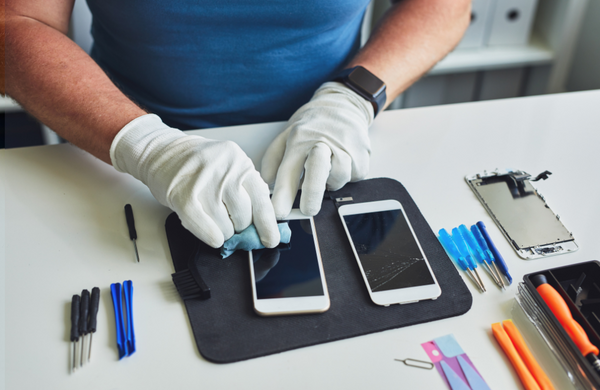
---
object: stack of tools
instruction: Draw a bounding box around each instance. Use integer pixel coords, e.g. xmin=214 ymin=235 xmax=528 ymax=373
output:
xmin=111 ymin=280 xmax=136 ymax=359
xmin=438 ymin=222 xmax=512 ymax=292
xmin=492 ymin=319 xmax=554 ymax=390
xmin=517 ymin=261 xmax=600 ymax=389
xmin=69 ymin=287 xmax=100 ymax=372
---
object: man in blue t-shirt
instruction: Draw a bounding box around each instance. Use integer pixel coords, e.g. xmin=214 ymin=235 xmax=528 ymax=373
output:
xmin=5 ymin=1 xmax=470 ymax=249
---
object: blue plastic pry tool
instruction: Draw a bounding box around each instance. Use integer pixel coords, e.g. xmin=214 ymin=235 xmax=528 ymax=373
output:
xmin=123 ymin=280 xmax=136 ymax=356
xmin=476 ymin=221 xmax=512 ymax=284
xmin=110 ymin=283 xmax=127 ymax=359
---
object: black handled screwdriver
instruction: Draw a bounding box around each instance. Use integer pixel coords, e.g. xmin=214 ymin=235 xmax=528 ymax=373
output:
xmin=124 ymin=204 xmax=140 ymax=262
xmin=88 ymin=287 xmax=100 ymax=362
xmin=79 ymin=290 xmax=90 ymax=366
xmin=70 ymin=294 xmax=80 ymax=372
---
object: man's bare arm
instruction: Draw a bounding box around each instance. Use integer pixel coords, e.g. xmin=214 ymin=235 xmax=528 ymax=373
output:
xmin=350 ymin=0 xmax=472 ymax=106
xmin=5 ymin=0 xmax=146 ymax=163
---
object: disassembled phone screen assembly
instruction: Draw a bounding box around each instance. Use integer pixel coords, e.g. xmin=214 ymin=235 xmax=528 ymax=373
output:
xmin=465 ymin=169 xmax=578 ymax=260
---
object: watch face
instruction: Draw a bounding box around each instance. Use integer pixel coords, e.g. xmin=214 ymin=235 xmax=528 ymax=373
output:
xmin=348 ymin=67 xmax=385 ymax=97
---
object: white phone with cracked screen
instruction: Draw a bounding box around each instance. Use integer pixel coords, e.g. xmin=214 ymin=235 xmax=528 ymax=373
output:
xmin=249 ymin=210 xmax=330 ymax=316
xmin=338 ymin=199 xmax=441 ymax=306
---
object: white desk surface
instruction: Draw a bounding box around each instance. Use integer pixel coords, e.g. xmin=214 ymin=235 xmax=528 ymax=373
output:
xmin=2 ymin=90 xmax=599 ymax=390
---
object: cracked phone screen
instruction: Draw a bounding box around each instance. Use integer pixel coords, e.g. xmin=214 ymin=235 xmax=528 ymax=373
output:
xmin=343 ymin=209 xmax=435 ymax=292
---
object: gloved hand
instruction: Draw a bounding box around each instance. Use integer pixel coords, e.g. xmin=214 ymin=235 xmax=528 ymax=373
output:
xmin=110 ymin=114 xmax=280 ymax=248
xmin=261 ymin=82 xmax=374 ymax=219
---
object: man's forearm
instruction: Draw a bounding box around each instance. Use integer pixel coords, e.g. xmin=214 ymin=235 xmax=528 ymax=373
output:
xmin=349 ymin=0 xmax=471 ymax=106
xmin=5 ymin=14 xmax=146 ymax=164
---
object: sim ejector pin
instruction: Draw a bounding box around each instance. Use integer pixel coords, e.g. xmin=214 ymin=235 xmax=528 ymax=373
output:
xmin=394 ymin=358 xmax=434 ymax=370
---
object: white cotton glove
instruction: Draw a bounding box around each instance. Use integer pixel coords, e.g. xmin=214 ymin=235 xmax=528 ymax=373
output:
xmin=110 ymin=114 xmax=280 ymax=248
xmin=261 ymin=82 xmax=374 ymax=219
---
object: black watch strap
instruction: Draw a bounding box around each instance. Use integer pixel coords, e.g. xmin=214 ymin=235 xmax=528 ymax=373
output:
xmin=333 ymin=66 xmax=387 ymax=117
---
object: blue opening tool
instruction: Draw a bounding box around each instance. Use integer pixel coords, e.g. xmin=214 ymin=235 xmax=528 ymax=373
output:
xmin=123 ymin=280 xmax=136 ymax=356
xmin=476 ymin=221 xmax=512 ymax=284
xmin=111 ymin=283 xmax=127 ymax=359
xmin=438 ymin=229 xmax=485 ymax=292
xmin=111 ymin=281 xmax=136 ymax=359
xmin=452 ymin=227 xmax=486 ymax=292
xmin=458 ymin=225 xmax=504 ymax=289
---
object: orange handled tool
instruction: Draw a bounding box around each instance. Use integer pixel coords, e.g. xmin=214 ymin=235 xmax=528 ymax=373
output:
xmin=532 ymin=274 xmax=600 ymax=373
xmin=502 ymin=320 xmax=554 ymax=390
xmin=493 ymin=322 xmax=541 ymax=390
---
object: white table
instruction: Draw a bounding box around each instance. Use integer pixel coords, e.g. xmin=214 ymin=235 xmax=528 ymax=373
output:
xmin=2 ymin=90 xmax=599 ymax=389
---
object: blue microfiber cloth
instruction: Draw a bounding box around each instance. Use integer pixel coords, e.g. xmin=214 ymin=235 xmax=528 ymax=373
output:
xmin=220 ymin=223 xmax=292 ymax=259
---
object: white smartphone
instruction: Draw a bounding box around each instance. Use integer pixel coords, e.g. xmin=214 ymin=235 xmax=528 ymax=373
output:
xmin=338 ymin=199 xmax=441 ymax=306
xmin=249 ymin=210 xmax=330 ymax=316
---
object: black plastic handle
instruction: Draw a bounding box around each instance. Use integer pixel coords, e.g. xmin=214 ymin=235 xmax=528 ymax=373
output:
xmin=89 ymin=287 xmax=100 ymax=333
xmin=124 ymin=204 xmax=137 ymax=240
xmin=70 ymin=295 xmax=80 ymax=342
xmin=79 ymin=289 xmax=90 ymax=335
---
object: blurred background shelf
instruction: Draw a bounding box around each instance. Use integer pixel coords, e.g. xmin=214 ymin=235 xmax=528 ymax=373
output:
xmin=369 ymin=0 xmax=598 ymax=109
xmin=430 ymin=35 xmax=554 ymax=75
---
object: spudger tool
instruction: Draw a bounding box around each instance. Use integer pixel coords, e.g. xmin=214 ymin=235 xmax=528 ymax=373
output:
xmin=111 ymin=281 xmax=136 ymax=359
xmin=492 ymin=320 xmax=555 ymax=390
xmin=124 ymin=204 xmax=140 ymax=262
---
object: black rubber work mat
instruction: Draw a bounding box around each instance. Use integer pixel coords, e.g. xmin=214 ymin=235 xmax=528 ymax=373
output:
xmin=165 ymin=178 xmax=472 ymax=363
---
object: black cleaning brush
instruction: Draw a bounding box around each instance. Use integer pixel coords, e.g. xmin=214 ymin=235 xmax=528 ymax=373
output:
xmin=172 ymin=246 xmax=211 ymax=300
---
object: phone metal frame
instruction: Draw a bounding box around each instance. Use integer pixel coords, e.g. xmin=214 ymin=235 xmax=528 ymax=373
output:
xmin=465 ymin=169 xmax=578 ymax=260
xmin=248 ymin=210 xmax=330 ymax=317
xmin=338 ymin=199 xmax=441 ymax=307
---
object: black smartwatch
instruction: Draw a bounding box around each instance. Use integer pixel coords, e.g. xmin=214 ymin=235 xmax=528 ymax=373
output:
xmin=333 ymin=66 xmax=387 ymax=117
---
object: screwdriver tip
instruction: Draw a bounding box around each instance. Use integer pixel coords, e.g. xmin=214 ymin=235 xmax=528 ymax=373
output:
xmin=132 ymin=239 xmax=140 ymax=262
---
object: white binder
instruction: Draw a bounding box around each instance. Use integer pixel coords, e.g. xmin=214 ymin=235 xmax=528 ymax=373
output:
xmin=486 ymin=0 xmax=538 ymax=46
xmin=456 ymin=0 xmax=495 ymax=49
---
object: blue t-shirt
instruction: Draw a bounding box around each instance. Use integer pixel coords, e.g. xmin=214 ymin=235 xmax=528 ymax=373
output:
xmin=87 ymin=1 xmax=370 ymax=129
